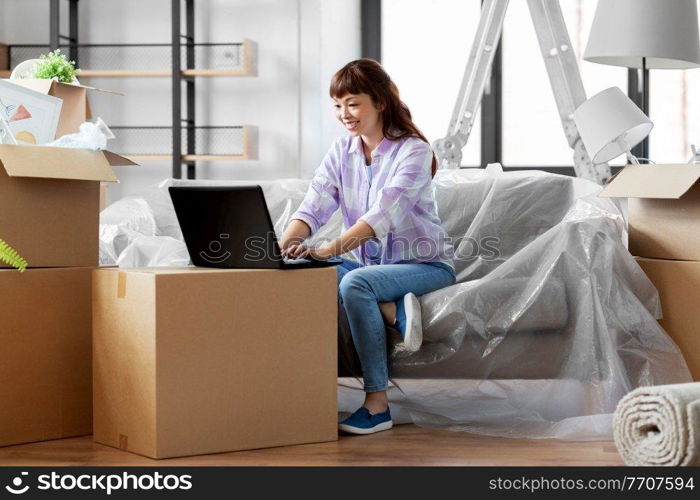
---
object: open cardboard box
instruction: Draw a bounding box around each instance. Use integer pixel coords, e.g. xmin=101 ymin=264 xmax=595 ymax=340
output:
xmin=600 ymin=163 xmax=700 ymax=261
xmin=0 ymin=144 xmax=135 ymax=267
xmin=9 ymin=79 xmax=120 ymax=139
xmin=92 ymin=266 xmax=338 ymax=459
xmin=0 ymin=266 xmax=94 ymax=447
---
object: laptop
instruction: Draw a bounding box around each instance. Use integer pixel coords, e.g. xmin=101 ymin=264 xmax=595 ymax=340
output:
xmin=169 ymin=185 xmax=342 ymax=270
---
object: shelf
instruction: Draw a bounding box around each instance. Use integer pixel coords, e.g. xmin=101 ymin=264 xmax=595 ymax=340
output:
xmin=1 ymin=39 xmax=257 ymax=78
xmin=110 ymin=125 xmax=257 ymax=161
xmin=0 ymin=69 xmax=252 ymax=78
xmin=181 ymin=69 xmax=252 ymax=77
xmin=74 ymin=70 xmax=172 ymax=78
xmin=126 ymin=154 xmax=252 ymax=163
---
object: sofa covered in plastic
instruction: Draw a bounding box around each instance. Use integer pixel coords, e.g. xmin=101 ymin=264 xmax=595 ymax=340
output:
xmin=99 ymin=165 xmax=693 ymax=440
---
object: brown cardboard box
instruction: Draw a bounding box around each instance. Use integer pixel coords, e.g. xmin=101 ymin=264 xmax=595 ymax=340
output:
xmin=9 ymin=79 xmax=117 ymax=138
xmin=0 ymin=144 xmax=135 ymax=268
xmin=636 ymin=257 xmax=700 ymax=381
xmin=93 ymin=266 xmax=338 ymax=459
xmin=0 ymin=267 xmax=93 ymax=447
xmin=600 ymin=163 xmax=700 ymax=260
xmin=99 ymin=182 xmax=109 ymax=212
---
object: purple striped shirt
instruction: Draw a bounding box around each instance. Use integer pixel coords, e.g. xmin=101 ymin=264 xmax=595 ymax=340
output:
xmin=291 ymin=134 xmax=455 ymax=269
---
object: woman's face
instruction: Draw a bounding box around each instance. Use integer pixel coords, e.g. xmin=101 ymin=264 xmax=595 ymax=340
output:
xmin=333 ymin=93 xmax=382 ymax=137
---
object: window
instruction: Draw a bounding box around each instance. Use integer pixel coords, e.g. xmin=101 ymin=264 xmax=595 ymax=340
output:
xmin=502 ymin=0 xmax=627 ymax=167
xmin=381 ymin=0 xmax=481 ymax=166
xmin=650 ymin=70 xmax=700 ymax=163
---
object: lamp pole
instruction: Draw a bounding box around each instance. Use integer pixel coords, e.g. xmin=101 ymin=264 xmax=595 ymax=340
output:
xmin=628 ymin=58 xmax=650 ymax=162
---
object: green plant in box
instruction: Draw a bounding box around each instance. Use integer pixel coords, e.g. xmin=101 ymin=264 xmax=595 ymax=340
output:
xmin=33 ymin=49 xmax=80 ymax=84
xmin=0 ymin=238 xmax=28 ymax=272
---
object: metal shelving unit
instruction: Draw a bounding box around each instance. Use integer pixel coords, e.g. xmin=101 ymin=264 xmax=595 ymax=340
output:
xmin=1 ymin=40 xmax=256 ymax=78
xmin=109 ymin=125 xmax=257 ymax=162
xmin=1 ymin=0 xmax=258 ymax=178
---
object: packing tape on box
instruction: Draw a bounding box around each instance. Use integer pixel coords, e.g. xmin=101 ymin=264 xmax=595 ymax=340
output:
xmin=117 ymin=272 xmax=127 ymax=298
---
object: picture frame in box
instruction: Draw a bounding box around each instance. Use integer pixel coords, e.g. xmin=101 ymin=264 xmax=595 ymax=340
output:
xmin=0 ymin=115 xmax=16 ymax=145
xmin=0 ymin=79 xmax=62 ymax=145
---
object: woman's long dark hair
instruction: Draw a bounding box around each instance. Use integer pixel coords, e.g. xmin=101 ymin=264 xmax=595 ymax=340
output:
xmin=330 ymin=58 xmax=437 ymax=177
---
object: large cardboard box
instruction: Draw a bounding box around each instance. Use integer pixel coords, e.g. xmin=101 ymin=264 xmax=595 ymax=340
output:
xmin=93 ymin=266 xmax=338 ymax=459
xmin=0 ymin=267 xmax=93 ymax=447
xmin=0 ymin=144 xmax=135 ymax=268
xmin=636 ymin=257 xmax=700 ymax=381
xmin=600 ymin=163 xmax=700 ymax=260
xmin=9 ymin=79 xmax=116 ymax=138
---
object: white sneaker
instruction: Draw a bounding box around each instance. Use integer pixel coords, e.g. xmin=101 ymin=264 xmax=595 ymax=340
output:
xmin=395 ymin=292 xmax=423 ymax=353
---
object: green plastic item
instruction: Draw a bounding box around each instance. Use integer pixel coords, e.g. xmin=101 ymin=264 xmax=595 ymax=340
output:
xmin=0 ymin=238 xmax=28 ymax=272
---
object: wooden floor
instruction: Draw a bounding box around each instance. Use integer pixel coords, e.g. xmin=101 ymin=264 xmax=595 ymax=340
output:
xmin=0 ymin=425 xmax=624 ymax=466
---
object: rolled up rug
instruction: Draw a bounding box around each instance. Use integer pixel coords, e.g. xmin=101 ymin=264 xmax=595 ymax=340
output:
xmin=614 ymin=383 xmax=700 ymax=466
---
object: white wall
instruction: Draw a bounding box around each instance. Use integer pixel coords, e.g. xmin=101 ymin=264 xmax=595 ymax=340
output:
xmin=0 ymin=0 xmax=361 ymax=202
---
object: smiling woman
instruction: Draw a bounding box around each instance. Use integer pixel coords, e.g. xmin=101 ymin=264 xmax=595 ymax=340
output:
xmin=328 ymin=59 xmax=438 ymax=176
xmin=333 ymin=94 xmax=375 ymax=136
xmin=278 ymin=58 xmax=456 ymax=436
xmin=332 ymin=93 xmax=382 ymax=163
xmin=333 ymin=97 xmax=381 ymax=169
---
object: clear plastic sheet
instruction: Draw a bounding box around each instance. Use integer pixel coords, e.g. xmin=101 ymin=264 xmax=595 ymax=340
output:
xmin=116 ymin=235 xmax=190 ymax=268
xmin=48 ymin=117 xmax=114 ymax=150
xmin=98 ymin=166 xmax=692 ymax=439
xmin=99 ymin=178 xmax=350 ymax=267
xmin=99 ymin=196 xmax=158 ymax=265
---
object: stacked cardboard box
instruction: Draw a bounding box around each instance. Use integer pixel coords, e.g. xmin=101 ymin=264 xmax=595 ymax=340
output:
xmin=0 ymin=267 xmax=93 ymax=446
xmin=92 ymin=266 xmax=338 ymax=459
xmin=601 ymin=163 xmax=700 ymax=380
xmin=0 ymin=80 xmax=134 ymax=447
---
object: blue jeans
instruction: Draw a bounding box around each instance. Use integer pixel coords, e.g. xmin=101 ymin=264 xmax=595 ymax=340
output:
xmin=336 ymin=258 xmax=456 ymax=392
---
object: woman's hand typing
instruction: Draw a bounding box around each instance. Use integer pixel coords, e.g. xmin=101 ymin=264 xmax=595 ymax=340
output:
xmin=283 ymin=244 xmax=334 ymax=261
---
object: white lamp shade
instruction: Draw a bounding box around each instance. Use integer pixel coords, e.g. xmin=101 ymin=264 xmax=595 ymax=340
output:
xmin=573 ymin=87 xmax=653 ymax=164
xmin=584 ymin=0 xmax=700 ymax=69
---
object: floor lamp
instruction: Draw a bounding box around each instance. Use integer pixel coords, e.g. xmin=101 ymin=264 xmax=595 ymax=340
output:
xmin=583 ymin=0 xmax=700 ymax=162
